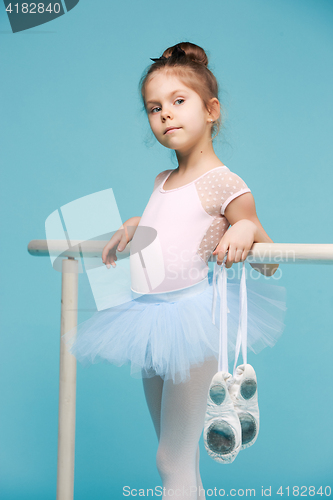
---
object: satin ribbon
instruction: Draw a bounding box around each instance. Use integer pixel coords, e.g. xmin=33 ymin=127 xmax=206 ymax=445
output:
xmin=211 ymin=258 xmax=248 ymax=376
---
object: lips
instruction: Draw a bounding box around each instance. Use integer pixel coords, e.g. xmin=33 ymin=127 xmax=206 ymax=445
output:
xmin=164 ymin=127 xmax=181 ymax=134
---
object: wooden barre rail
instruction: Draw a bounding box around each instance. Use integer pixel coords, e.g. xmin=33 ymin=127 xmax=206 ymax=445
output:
xmin=27 ymin=240 xmax=333 ymax=263
xmin=27 ymin=240 xmax=333 ymax=500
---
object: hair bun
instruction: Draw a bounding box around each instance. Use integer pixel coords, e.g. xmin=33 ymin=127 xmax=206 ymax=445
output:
xmin=163 ymin=42 xmax=209 ymax=67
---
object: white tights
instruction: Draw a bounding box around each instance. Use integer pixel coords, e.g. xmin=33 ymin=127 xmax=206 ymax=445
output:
xmin=142 ymin=357 xmax=218 ymax=500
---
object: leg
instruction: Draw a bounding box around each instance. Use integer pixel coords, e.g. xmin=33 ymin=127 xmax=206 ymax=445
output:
xmin=156 ymin=357 xmax=218 ymax=499
xmin=195 ymin=446 xmax=205 ymax=499
xmin=143 ymin=374 xmax=205 ymax=497
xmin=142 ymin=373 xmax=164 ymax=440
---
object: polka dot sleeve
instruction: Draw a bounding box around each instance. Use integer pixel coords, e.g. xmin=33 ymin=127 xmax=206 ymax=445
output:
xmin=194 ymin=167 xmax=251 ymax=217
xmin=194 ymin=167 xmax=252 ymax=264
xmin=219 ymin=170 xmax=251 ymax=215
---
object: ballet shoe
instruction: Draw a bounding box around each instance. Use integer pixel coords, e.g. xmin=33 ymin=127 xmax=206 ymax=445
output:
xmin=227 ymin=364 xmax=259 ymax=450
xmin=203 ymin=371 xmax=242 ymax=464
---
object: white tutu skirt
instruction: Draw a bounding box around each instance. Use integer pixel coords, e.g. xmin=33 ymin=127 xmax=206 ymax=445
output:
xmin=62 ymin=269 xmax=287 ymax=385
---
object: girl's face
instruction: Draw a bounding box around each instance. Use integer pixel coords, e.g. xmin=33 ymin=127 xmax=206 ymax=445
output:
xmin=144 ymin=71 xmax=212 ymax=153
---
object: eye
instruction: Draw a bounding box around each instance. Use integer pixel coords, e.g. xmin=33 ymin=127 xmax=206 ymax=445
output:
xmin=175 ymin=98 xmax=184 ymax=105
xmin=150 ymin=106 xmax=161 ymax=113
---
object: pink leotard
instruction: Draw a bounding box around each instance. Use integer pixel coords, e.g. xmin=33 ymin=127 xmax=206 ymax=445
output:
xmin=130 ymin=165 xmax=251 ymax=294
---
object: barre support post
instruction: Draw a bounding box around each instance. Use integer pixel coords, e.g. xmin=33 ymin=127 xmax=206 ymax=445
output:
xmin=57 ymin=257 xmax=78 ymax=500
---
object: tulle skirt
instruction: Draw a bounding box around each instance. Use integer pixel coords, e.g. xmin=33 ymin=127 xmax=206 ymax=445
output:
xmin=62 ymin=266 xmax=287 ymax=385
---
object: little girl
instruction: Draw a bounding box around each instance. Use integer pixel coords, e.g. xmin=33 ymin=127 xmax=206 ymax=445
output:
xmin=64 ymin=42 xmax=286 ymax=499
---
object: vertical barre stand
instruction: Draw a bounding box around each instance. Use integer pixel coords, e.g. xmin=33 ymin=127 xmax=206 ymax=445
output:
xmin=27 ymin=241 xmax=333 ymax=500
xmin=57 ymin=257 xmax=78 ymax=500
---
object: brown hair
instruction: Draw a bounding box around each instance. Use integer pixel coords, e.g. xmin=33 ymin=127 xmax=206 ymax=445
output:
xmin=139 ymin=42 xmax=223 ymax=140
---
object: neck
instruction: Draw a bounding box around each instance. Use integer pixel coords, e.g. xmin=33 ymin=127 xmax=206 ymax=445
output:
xmin=175 ymin=139 xmax=222 ymax=175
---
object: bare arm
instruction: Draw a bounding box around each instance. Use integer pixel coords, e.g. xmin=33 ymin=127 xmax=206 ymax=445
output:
xmin=222 ymin=192 xmax=279 ymax=276
xmin=102 ymin=216 xmax=141 ymax=268
xmin=119 ymin=216 xmax=141 ymax=249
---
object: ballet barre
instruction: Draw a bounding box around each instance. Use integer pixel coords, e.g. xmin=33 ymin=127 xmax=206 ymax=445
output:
xmin=28 ymin=240 xmax=333 ymax=263
xmin=27 ymin=240 xmax=333 ymax=500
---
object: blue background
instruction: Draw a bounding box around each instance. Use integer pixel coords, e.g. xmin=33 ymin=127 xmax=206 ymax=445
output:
xmin=1 ymin=0 xmax=333 ymax=498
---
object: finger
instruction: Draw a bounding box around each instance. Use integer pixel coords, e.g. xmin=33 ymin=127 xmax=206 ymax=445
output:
xmin=119 ymin=226 xmax=129 ymax=243
xmin=234 ymin=248 xmax=243 ymax=263
xmin=216 ymin=244 xmax=228 ymax=264
xmin=117 ymin=227 xmax=129 ymax=250
xmin=213 ymin=240 xmax=227 ymax=256
xmin=225 ymin=245 xmax=236 ymax=268
xmin=217 ymin=248 xmax=228 ymax=265
xmin=102 ymin=240 xmax=115 ymax=262
xmin=104 ymin=249 xmax=117 ymax=267
xmin=107 ymin=256 xmax=117 ymax=268
xmin=117 ymin=235 xmax=128 ymax=251
xmin=108 ymin=254 xmax=117 ymax=265
xmin=241 ymin=249 xmax=249 ymax=262
xmin=102 ymin=248 xmax=107 ymax=263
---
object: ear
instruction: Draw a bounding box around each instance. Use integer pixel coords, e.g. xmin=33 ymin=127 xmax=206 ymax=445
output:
xmin=207 ymin=98 xmax=220 ymax=123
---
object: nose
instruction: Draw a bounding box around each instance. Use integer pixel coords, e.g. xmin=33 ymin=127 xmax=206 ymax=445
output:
xmin=161 ymin=106 xmax=173 ymax=122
